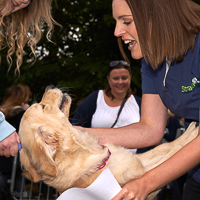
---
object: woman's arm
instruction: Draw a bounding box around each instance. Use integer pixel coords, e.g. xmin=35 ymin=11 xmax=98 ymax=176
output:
xmin=83 ymin=94 xmax=168 ymax=149
xmin=112 ymin=129 xmax=200 ymax=200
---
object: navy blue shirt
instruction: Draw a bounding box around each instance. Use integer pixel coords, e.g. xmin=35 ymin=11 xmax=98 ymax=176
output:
xmin=141 ymin=32 xmax=200 ymax=182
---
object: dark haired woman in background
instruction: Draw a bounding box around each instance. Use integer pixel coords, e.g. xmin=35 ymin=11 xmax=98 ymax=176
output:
xmin=72 ymin=60 xmax=141 ymax=153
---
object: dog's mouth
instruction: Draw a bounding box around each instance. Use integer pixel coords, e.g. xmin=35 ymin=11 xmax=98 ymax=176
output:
xmin=59 ymin=93 xmax=67 ymax=110
xmin=45 ymin=85 xmax=69 ymax=111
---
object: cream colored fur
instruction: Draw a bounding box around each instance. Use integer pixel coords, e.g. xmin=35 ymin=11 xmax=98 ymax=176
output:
xmin=19 ymin=88 xmax=198 ymax=199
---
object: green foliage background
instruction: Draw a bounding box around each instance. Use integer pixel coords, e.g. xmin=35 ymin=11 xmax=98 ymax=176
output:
xmin=0 ymin=0 xmax=199 ymax=116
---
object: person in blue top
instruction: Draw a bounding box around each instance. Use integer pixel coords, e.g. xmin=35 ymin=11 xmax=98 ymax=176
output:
xmin=0 ymin=0 xmax=58 ymax=157
xmin=76 ymin=0 xmax=200 ymax=199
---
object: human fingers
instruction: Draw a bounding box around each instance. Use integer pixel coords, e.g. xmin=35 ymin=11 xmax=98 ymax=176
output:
xmin=111 ymin=188 xmax=136 ymax=200
xmin=10 ymin=132 xmax=20 ymax=156
xmin=16 ymin=133 xmax=21 ymax=143
xmin=111 ymin=180 xmax=147 ymax=200
xmin=0 ymin=132 xmax=19 ymax=157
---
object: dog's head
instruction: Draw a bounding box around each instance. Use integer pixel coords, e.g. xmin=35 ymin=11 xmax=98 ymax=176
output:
xmin=19 ymin=86 xmax=109 ymax=191
xmin=19 ymin=86 xmax=72 ymax=182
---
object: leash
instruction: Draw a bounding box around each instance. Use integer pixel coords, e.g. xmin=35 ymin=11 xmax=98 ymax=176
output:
xmin=17 ymin=142 xmax=22 ymax=152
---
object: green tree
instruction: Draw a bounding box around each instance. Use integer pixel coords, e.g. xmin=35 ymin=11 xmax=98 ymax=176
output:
xmin=2 ymin=0 xmax=200 ymax=114
xmin=0 ymin=0 xmax=141 ymax=114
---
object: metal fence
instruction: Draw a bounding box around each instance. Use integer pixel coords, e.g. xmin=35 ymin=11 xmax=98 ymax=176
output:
xmin=3 ymin=153 xmax=58 ymax=200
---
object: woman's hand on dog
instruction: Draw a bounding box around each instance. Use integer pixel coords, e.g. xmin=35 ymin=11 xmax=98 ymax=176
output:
xmin=73 ymin=126 xmax=106 ymax=145
xmin=111 ymin=178 xmax=149 ymax=200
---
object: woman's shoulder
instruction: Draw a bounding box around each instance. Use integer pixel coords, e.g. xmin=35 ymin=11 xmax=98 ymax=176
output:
xmin=76 ymin=90 xmax=100 ymax=112
xmin=131 ymin=94 xmax=142 ymax=107
xmin=80 ymin=90 xmax=99 ymax=105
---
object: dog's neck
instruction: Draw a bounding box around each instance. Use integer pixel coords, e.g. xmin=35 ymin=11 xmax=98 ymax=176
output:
xmin=70 ymin=166 xmax=106 ymax=189
xmin=51 ymin=126 xmax=112 ymax=193
xmin=97 ymin=146 xmax=111 ymax=170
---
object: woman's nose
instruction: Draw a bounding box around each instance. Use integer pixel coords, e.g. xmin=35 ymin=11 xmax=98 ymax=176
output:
xmin=114 ymin=23 xmax=126 ymax=37
xmin=118 ymin=78 xmax=123 ymax=84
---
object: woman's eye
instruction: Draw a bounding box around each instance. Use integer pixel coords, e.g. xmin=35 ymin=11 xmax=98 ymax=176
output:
xmin=122 ymin=77 xmax=128 ymax=80
xmin=123 ymin=21 xmax=131 ymax=25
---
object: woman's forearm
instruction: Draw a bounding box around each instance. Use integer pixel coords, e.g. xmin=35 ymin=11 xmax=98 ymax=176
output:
xmin=86 ymin=94 xmax=168 ymax=149
xmin=86 ymin=121 xmax=164 ymax=149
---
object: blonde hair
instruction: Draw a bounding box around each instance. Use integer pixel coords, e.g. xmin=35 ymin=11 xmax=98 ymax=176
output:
xmin=118 ymin=0 xmax=200 ymax=69
xmin=0 ymin=0 xmax=60 ymax=74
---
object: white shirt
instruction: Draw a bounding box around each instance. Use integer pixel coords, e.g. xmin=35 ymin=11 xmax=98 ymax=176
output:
xmin=91 ymin=90 xmax=140 ymax=128
xmin=91 ymin=90 xmax=140 ymax=154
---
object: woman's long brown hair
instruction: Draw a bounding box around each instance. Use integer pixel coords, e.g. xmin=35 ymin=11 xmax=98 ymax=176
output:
xmin=118 ymin=0 xmax=200 ymax=69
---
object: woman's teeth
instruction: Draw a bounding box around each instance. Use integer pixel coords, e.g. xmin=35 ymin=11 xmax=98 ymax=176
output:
xmin=124 ymin=40 xmax=132 ymax=44
xmin=11 ymin=0 xmax=17 ymax=6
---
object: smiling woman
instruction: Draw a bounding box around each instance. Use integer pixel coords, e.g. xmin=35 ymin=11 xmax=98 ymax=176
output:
xmin=72 ymin=60 xmax=141 ymax=153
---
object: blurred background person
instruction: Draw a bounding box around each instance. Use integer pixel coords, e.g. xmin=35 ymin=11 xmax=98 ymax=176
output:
xmin=72 ymin=60 xmax=141 ymax=153
xmin=163 ymin=110 xmax=181 ymax=143
xmin=0 ymin=85 xmax=31 ymax=200
xmin=17 ymin=83 xmax=31 ymax=111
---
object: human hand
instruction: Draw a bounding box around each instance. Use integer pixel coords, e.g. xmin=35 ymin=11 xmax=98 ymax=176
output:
xmin=0 ymin=131 xmax=21 ymax=157
xmin=22 ymin=103 xmax=30 ymax=110
xmin=73 ymin=126 xmax=106 ymax=145
xmin=111 ymin=179 xmax=148 ymax=200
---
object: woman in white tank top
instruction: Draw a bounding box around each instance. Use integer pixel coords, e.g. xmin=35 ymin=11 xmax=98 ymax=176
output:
xmin=72 ymin=60 xmax=141 ymax=153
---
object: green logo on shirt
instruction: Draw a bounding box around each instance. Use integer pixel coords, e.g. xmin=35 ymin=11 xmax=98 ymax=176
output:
xmin=182 ymin=78 xmax=200 ymax=93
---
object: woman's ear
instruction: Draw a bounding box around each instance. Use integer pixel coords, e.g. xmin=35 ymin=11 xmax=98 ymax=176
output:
xmin=107 ymin=75 xmax=110 ymax=83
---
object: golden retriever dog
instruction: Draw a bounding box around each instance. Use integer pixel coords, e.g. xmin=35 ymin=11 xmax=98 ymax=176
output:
xmin=19 ymin=86 xmax=198 ymax=200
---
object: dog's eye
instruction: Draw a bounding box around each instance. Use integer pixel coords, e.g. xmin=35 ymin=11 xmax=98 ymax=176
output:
xmin=42 ymin=105 xmax=46 ymax=109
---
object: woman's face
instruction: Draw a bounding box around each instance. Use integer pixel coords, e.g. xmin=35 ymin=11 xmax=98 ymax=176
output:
xmin=107 ymin=68 xmax=131 ymax=97
xmin=112 ymin=0 xmax=143 ymax=60
xmin=0 ymin=0 xmax=31 ymax=16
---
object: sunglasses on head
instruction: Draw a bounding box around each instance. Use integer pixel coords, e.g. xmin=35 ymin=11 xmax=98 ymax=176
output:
xmin=109 ymin=60 xmax=130 ymax=68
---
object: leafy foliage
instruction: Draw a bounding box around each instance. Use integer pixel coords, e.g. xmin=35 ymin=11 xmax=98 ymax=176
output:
xmin=1 ymin=0 xmax=199 ymax=115
xmin=0 ymin=0 xmax=141 ymax=115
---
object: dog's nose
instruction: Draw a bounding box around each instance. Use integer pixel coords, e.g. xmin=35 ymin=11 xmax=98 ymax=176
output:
xmin=45 ymin=85 xmax=55 ymax=92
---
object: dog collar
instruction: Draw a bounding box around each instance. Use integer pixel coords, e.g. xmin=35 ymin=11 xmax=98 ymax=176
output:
xmin=97 ymin=147 xmax=111 ymax=170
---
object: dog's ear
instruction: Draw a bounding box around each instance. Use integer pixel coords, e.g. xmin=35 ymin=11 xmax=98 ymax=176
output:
xmin=37 ymin=123 xmax=60 ymax=157
xmin=36 ymin=124 xmax=59 ymax=176
xmin=20 ymin=149 xmax=41 ymax=182
xmin=22 ymin=167 xmax=41 ymax=182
